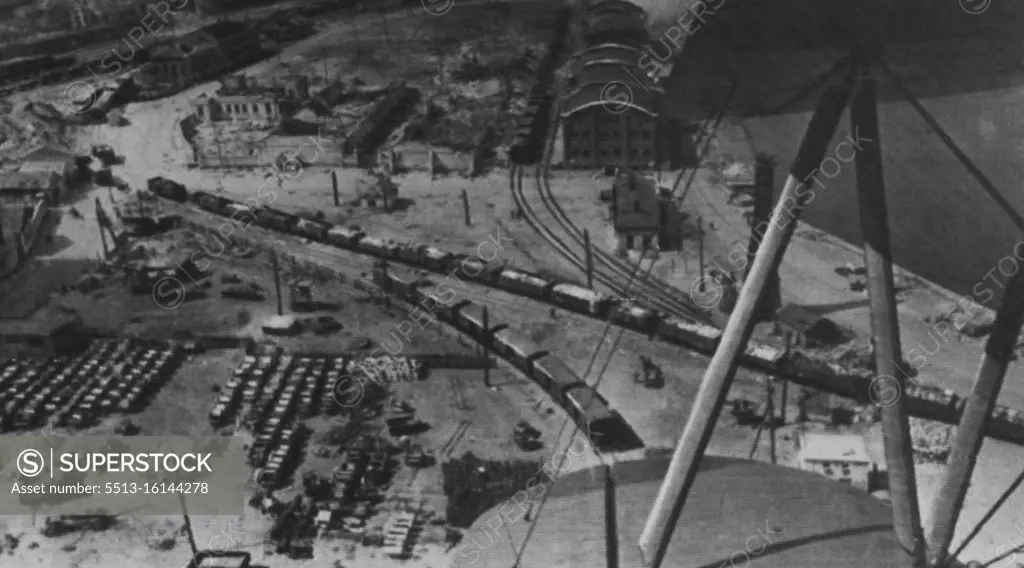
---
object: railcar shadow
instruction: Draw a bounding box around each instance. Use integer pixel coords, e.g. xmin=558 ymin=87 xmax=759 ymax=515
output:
xmin=597 ymin=419 xmax=646 ymax=453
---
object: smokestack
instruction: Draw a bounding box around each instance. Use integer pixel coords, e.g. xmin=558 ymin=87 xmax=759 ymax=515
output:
xmin=748 ymin=154 xmax=780 ymax=322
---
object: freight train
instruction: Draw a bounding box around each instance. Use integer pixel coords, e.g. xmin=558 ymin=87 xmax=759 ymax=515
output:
xmin=368 ymin=266 xmax=627 ymax=448
xmin=147 ymin=177 xmax=1024 ymax=444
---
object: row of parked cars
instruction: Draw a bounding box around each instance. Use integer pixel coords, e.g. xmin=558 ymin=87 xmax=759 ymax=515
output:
xmin=209 ymin=350 xmax=334 ymax=430
xmin=0 ymin=339 xmax=182 ymax=431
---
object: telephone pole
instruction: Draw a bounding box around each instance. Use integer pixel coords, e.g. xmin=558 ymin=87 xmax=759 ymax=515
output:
xmin=584 ymin=228 xmax=594 ymax=289
xmin=696 ymin=216 xmax=705 ymax=292
xmin=271 ymin=251 xmax=283 ymax=315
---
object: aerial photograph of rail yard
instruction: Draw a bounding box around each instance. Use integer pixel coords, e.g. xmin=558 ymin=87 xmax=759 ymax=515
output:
xmin=3 ymin=0 xmax=1024 ymax=566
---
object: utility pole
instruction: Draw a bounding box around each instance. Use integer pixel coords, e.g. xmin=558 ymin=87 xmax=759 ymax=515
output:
xmin=482 ymin=306 xmax=490 ymax=387
xmin=461 ymin=189 xmax=471 ymax=226
xmin=584 ymin=228 xmax=594 ymax=289
xmin=179 ymin=494 xmax=198 ymax=557
xmin=96 ymin=201 xmax=109 ymax=259
xmin=331 ymin=170 xmax=340 ymax=206
xmin=927 ymin=260 xmax=1024 ymax=566
xmin=696 ymin=216 xmax=705 ymax=292
xmin=779 ymin=334 xmax=789 ymax=424
xmin=851 ymin=55 xmax=925 ymax=566
xmin=271 ymin=250 xmax=283 ymax=315
xmin=637 ymin=71 xmax=855 ymax=568
xmin=767 ymin=378 xmax=776 ymax=464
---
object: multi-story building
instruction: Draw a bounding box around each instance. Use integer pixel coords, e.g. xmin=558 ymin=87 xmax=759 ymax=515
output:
xmin=191 ymin=74 xmax=308 ymax=124
xmin=561 ymin=82 xmax=659 ymax=169
xmin=561 ymin=35 xmax=665 ymax=170
xmin=138 ymin=20 xmax=257 ymax=95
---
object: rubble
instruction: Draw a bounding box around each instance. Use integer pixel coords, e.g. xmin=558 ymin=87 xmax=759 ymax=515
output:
xmin=910 ymin=417 xmax=955 ymax=463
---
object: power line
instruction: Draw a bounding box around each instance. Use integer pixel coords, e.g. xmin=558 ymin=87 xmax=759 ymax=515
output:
xmin=510 ymin=252 xmax=655 ymax=567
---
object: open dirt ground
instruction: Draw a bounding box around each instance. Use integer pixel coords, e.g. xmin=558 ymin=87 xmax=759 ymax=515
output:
xmin=2 ymin=0 xmax=1021 ymax=564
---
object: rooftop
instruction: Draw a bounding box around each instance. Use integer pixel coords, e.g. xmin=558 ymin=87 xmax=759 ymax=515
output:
xmin=572 ymin=42 xmax=646 ymax=67
xmin=581 ymin=0 xmax=647 ymax=19
xmin=0 ymin=311 xmax=82 ymax=336
xmin=800 ymin=433 xmax=872 ymax=464
xmin=261 ymin=314 xmax=299 ymax=330
xmin=613 ymin=172 xmax=661 ymax=232
xmin=455 ymin=454 xmax=911 ymax=568
xmin=570 ymin=61 xmax=660 ymax=94
xmin=562 ymin=82 xmax=658 ymax=118
xmin=0 ymin=171 xmax=57 ymax=191
xmin=150 ymin=36 xmax=218 ymax=60
xmin=20 ymin=143 xmax=76 ymax=164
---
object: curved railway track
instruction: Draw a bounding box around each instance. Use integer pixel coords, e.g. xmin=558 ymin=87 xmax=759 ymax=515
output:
xmin=512 ymin=75 xmax=737 ymax=324
xmin=534 ymin=110 xmax=730 ymax=324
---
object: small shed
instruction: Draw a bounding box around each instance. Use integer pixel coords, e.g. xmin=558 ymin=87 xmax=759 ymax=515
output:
xmin=261 ymin=315 xmax=300 ymax=335
xmin=0 ymin=312 xmax=87 ymax=357
xmin=798 ymin=432 xmax=873 ymax=490
xmin=775 ymin=303 xmax=844 ymax=347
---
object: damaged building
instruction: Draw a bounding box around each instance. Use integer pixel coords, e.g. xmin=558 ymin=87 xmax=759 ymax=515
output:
xmin=191 ymin=74 xmax=309 ymax=125
xmin=136 ymin=20 xmax=259 ymax=96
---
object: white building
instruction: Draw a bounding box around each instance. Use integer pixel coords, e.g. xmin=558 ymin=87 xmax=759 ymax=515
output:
xmin=798 ymin=432 xmax=873 ymax=491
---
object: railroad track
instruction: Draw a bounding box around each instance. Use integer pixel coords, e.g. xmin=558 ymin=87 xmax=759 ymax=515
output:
xmin=505 ymin=5 xmax=717 ymax=325
xmin=532 ymin=74 xmax=742 ymax=326
xmin=440 ymin=419 xmax=472 ymax=459
xmin=512 ymin=118 xmax=709 ymax=322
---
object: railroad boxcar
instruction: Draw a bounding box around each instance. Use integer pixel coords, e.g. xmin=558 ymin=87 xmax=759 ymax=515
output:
xmin=395 ymin=242 xmax=426 ymax=266
xmin=325 ymin=225 xmax=364 ymax=249
xmin=448 ymin=254 xmax=503 ymax=285
xmin=255 ymin=209 xmax=299 ymax=233
xmin=192 ymin=191 xmax=230 ymax=214
xmin=388 ymin=274 xmax=425 ymax=300
xmin=611 ymin=301 xmax=661 ymax=334
xmin=146 ymin=176 xmax=187 ymax=202
xmin=904 ymin=384 xmax=958 ymax=424
xmin=223 ymin=202 xmax=260 ymax=227
xmin=743 ymin=342 xmax=785 ymax=372
xmin=657 ymin=317 xmax=722 ymax=353
xmin=420 ymin=246 xmax=453 ymax=272
xmin=531 ymin=353 xmax=582 ymax=400
xmin=563 ymin=383 xmax=620 ymax=445
xmin=492 ymin=327 xmax=543 ymax=370
xmin=419 ymin=293 xmax=467 ymax=323
xmin=551 ymin=283 xmax=612 ymax=317
xmin=986 ymin=407 xmax=1024 ymax=443
xmin=453 ymin=303 xmax=493 ymax=339
xmin=497 ymin=268 xmax=554 ymax=300
xmin=295 ymin=218 xmax=329 ymax=241
xmin=355 ymin=235 xmax=399 ymax=258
